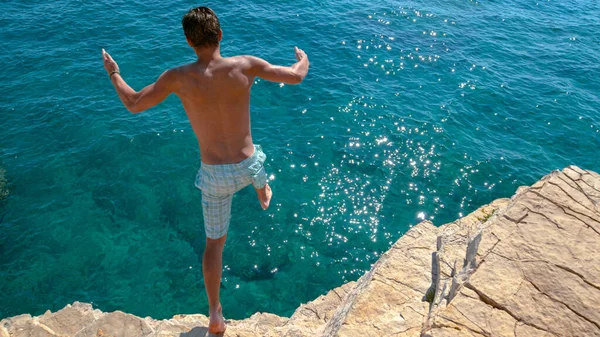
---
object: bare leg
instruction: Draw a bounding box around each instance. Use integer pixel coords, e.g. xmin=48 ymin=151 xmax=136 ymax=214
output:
xmin=203 ymin=235 xmax=227 ymax=334
xmin=254 ymin=183 xmax=272 ymax=210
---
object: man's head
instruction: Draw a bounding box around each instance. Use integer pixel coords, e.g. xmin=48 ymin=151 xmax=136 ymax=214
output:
xmin=182 ymin=6 xmax=222 ymax=49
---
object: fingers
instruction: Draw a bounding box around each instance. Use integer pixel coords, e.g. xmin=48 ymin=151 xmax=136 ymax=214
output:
xmin=294 ymin=48 xmax=307 ymax=63
xmin=295 ymin=48 xmax=307 ymax=62
xmin=102 ymin=48 xmax=115 ymax=63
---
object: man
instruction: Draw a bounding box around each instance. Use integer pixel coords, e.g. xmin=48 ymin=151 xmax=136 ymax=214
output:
xmin=102 ymin=6 xmax=309 ymax=334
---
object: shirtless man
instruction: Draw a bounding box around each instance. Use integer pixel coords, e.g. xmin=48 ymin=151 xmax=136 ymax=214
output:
xmin=102 ymin=6 xmax=309 ymax=334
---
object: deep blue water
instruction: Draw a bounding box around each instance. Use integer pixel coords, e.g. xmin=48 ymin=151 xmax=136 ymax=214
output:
xmin=1 ymin=0 xmax=599 ymax=320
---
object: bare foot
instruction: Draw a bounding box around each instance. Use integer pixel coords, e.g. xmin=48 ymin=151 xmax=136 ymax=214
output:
xmin=254 ymin=184 xmax=272 ymax=210
xmin=208 ymin=304 xmax=226 ymax=334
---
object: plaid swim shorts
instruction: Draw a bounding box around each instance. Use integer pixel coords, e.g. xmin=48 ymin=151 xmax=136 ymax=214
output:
xmin=195 ymin=145 xmax=268 ymax=239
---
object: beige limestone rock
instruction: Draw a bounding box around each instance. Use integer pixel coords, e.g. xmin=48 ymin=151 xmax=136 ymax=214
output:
xmin=290 ymin=281 xmax=356 ymax=324
xmin=2 ymin=166 xmax=599 ymax=337
xmin=326 ymin=221 xmax=441 ymax=337
xmin=1 ymin=314 xmax=58 ymax=337
xmin=73 ymin=311 xmax=154 ymax=337
xmin=38 ymin=302 xmax=102 ymax=336
xmin=424 ymin=166 xmax=600 ymax=337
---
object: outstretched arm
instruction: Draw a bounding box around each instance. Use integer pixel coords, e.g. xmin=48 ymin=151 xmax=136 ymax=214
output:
xmin=247 ymin=47 xmax=309 ymax=84
xmin=102 ymin=49 xmax=178 ymax=114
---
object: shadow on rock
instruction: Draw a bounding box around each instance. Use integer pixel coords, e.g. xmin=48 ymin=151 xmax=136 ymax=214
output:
xmin=179 ymin=326 xmax=215 ymax=337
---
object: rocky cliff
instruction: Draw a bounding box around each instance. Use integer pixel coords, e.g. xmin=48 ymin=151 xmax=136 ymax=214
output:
xmin=2 ymin=166 xmax=599 ymax=337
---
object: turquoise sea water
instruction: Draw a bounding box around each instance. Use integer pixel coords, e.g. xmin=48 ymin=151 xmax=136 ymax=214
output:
xmin=1 ymin=0 xmax=599 ymax=320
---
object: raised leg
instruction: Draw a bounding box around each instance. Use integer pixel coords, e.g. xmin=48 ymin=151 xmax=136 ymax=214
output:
xmin=254 ymin=183 xmax=272 ymax=210
xmin=203 ymin=235 xmax=227 ymax=334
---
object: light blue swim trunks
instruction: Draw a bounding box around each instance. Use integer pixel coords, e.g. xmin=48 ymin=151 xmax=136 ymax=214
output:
xmin=195 ymin=145 xmax=268 ymax=239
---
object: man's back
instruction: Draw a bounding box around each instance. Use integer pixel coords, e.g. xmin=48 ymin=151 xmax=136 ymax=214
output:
xmin=176 ymin=56 xmax=255 ymax=165
xmin=102 ymin=6 xmax=309 ymax=334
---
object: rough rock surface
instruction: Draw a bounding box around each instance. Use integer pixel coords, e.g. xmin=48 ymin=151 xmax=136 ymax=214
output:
xmin=2 ymin=166 xmax=599 ymax=337
xmin=422 ymin=166 xmax=600 ymax=337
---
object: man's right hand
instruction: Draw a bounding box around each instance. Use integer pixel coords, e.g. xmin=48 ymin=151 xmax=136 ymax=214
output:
xmin=294 ymin=46 xmax=308 ymax=62
xmin=102 ymin=49 xmax=120 ymax=77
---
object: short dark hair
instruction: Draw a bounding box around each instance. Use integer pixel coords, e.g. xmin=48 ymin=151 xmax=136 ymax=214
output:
xmin=182 ymin=6 xmax=221 ymax=49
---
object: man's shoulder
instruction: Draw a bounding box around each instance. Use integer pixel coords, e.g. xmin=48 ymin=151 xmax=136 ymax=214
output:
xmin=226 ymin=55 xmax=256 ymax=60
xmin=166 ymin=62 xmax=204 ymax=79
xmin=169 ymin=63 xmax=194 ymax=73
xmin=220 ymin=56 xmax=265 ymax=74
xmin=225 ymin=55 xmax=257 ymax=66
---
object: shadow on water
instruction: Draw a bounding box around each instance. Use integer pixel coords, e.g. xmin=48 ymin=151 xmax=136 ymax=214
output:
xmin=236 ymin=263 xmax=279 ymax=282
xmin=189 ymin=239 xmax=281 ymax=285
xmin=190 ymin=234 xmax=288 ymax=285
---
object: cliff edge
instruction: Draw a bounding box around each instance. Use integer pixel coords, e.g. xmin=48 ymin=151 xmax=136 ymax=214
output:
xmin=2 ymin=166 xmax=599 ymax=336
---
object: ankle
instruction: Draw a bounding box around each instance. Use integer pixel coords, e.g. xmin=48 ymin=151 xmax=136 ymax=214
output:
xmin=209 ymin=303 xmax=222 ymax=315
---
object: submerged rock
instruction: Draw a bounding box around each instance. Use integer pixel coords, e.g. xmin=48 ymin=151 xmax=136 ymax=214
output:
xmin=0 ymin=168 xmax=7 ymax=201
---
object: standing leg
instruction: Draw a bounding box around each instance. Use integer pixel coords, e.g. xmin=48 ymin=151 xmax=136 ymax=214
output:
xmin=201 ymin=192 xmax=233 ymax=334
xmin=203 ymin=235 xmax=227 ymax=334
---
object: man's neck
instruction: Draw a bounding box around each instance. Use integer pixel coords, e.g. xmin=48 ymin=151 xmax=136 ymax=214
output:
xmin=194 ymin=46 xmax=222 ymax=64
